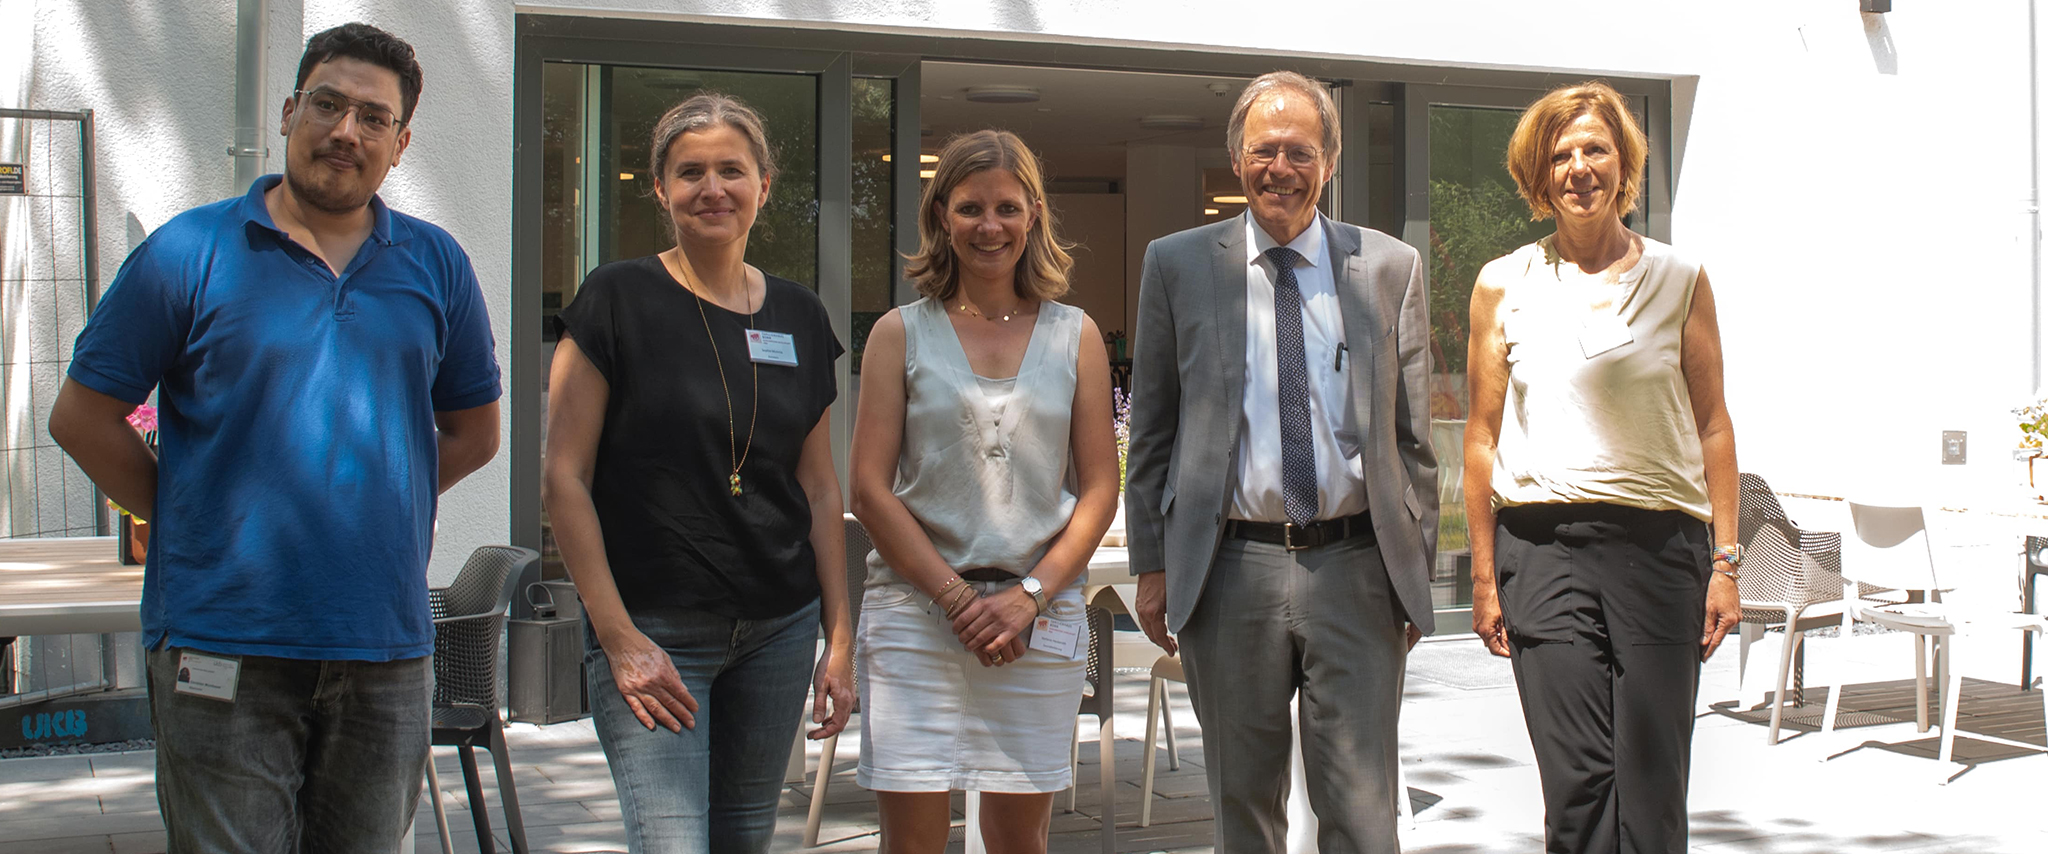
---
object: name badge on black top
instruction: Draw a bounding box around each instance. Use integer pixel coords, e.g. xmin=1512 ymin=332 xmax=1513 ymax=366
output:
xmin=747 ymin=330 xmax=798 ymax=366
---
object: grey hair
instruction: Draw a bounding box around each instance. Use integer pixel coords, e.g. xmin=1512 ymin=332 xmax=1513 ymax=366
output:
xmin=1225 ymin=71 xmax=1341 ymax=168
xmin=648 ymin=92 xmax=777 ymax=184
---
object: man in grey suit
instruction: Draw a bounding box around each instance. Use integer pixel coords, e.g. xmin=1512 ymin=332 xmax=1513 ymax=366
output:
xmin=1125 ymin=70 xmax=1437 ymax=853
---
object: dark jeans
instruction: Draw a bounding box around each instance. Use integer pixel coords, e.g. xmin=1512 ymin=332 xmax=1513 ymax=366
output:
xmin=1495 ymin=503 xmax=1710 ymax=854
xmin=147 ymin=647 xmax=431 ymax=854
xmin=585 ymin=599 xmax=819 ymax=854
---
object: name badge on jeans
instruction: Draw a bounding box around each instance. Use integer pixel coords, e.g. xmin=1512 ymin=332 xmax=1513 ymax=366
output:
xmin=173 ymin=651 xmax=240 ymax=702
xmin=747 ymin=330 xmax=798 ymax=366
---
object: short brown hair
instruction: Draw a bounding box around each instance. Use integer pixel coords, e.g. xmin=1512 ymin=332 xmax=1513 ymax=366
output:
xmin=1505 ymin=81 xmax=1647 ymax=221
xmin=904 ymin=130 xmax=1074 ymax=302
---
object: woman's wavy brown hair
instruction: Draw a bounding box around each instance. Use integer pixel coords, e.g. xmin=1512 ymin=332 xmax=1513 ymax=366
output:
xmin=1505 ymin=80 xmax=1648 ymax=222
xmin=904 ymin=130 xmax=1074 ymax=302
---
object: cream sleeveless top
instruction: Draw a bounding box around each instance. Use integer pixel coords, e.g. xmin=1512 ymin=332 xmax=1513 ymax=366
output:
xmin=1490 ymin=235 xmax=1712 ymax=522
xmin=865 ymin=297 xmax=1085 ymax=587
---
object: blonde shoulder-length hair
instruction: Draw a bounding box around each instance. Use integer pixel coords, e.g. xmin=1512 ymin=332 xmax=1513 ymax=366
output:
xmin=1504 ymin=80 xmax=1648 ymax=222
xmin=903 ymin=130 xmax=1074 ymax=302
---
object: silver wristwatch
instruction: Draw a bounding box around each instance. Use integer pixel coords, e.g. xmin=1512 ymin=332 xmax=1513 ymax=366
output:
xmin=1019 ymin=576 xmax=1048 ymax=614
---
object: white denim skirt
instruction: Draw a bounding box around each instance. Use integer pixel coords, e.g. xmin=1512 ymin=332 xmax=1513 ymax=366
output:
xmin=856 ymin=580 xmax=1088 ymax=793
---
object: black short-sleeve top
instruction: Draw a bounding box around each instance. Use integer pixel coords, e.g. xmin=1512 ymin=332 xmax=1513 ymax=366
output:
xmin=554 ymin=256 xmax=843 ymax=619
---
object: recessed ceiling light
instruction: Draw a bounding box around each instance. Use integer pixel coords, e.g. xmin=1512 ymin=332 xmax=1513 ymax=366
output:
xmin=1139 ymin=115 xmax=1204 ymax=131
xmin=618 ymin=172 xmax=635 ymax=180
xmin=964 ymin=85 xmax=1041 ymax=104
xmin=919 ymin=169 xmax=936 ymax=179
xmin=881 ymin=154 xmax=942 ymax=163
xmin=1204 ymin=208 xmax=1221 ymax=215
xmin=1212 ymin=194 xmax=1248 ymax=204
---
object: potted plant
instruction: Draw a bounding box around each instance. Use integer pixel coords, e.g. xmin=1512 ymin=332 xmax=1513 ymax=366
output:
xmin=112 ymin=404 xmax=157 ymax=565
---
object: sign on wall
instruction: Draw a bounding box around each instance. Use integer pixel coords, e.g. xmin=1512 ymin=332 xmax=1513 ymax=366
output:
xmin=0 ymin=163 xmax=23 ymax=195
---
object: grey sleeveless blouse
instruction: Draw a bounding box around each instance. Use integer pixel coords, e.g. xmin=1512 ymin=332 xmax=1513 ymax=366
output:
xmin=865 ymin=297 xmax=1084 ymax=587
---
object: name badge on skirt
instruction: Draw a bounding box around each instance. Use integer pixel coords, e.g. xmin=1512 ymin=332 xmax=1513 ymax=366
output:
xmin=1027 ymin=600 xmax=1087 ymax=660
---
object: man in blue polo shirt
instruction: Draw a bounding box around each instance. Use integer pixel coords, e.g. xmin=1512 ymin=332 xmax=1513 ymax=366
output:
xmin=49 ymin=23 xmax=500 ymax=852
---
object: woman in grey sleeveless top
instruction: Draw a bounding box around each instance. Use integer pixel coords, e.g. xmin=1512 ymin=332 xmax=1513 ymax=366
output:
xmin=1465 ymin=82 xmax=1741 ymax=854
xmin=849 ymin=129 xmax=1120 ymax=852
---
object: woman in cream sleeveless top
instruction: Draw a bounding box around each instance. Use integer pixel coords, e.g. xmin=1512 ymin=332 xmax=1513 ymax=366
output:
xmin=848 ymin=130 xmax=1119 ymax=853
xmin=1464 ymin=83 xmax=1741 ymax=854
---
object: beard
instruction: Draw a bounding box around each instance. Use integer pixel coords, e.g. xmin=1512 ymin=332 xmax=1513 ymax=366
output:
xmin=283 ymin=145 xmax=378 ymax=214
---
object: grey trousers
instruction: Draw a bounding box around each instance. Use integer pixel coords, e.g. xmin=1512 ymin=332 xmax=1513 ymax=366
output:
xmin=1179 ymin=533 xmax=1408 ymax=854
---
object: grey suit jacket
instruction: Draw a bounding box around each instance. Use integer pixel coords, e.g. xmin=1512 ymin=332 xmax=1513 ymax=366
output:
xmin=1124 ymin=215 xmax=1439 ymax=635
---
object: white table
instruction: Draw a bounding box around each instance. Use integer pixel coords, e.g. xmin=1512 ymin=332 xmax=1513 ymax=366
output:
xmin=0 ymin=536 xmax=141 ymax=637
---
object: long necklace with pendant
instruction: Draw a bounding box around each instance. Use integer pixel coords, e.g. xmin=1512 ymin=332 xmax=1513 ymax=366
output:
xmin=681 ymin=257 xmax=758 ymax=496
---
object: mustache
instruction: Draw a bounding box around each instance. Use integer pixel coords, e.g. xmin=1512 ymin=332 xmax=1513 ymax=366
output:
xmin=310 ymin=144 xmax=362 ymax=168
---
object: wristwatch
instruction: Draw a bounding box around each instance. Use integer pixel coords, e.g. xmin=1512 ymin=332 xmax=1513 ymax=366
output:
xmin=1019 ymin=576 xmax=1048 ymax=614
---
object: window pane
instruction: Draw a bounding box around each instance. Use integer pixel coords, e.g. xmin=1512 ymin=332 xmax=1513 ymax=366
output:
xmin=602 ymin=66 xmax=819 ymax=288
xmin=851 ymin=78 xmax=894 ymax=375
xmin=1427 ymin=104 xmax=1550 ymax=610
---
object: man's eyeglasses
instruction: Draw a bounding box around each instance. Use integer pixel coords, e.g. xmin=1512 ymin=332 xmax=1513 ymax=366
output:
xmin=293 ymin=89 xmax=404 ymax=139
xmin=1242 ymin=145 xmax=1322 ymax=168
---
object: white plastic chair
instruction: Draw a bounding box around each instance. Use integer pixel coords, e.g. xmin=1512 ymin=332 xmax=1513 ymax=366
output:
xmin=1138 ymin=653 xmax=1184 ymax=827
xmin=802 ymin=515 xmax=871 ymax=847
xmin=1821 ymin=500 xmax=2048 ymax=768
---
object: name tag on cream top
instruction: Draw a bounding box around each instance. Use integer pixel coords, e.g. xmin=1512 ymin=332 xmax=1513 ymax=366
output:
xmin=1578 ymin=314 xmax=1633 ymax=359
xmin=173 ymin=651 xmax=241 ymax=702
xmin=746 ymin=330 xmax=798 ymax=366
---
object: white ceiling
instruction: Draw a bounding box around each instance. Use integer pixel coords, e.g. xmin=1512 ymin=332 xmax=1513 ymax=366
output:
xmin=920 ymin=62 xmax=1251 ymax=181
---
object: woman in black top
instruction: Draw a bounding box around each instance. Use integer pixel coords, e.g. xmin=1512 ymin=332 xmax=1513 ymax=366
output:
xmin=543 ymin=93 xmax=853 ymax=854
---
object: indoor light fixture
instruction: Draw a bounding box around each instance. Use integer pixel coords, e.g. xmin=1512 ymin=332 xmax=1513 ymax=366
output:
xmin=883 ymin=154 xmax=941 ymax=163
xmin=964 ymin=85 xmax=1041 ymax=104
xmin=1212 ymin=194 xmax=1248 ymax=204
xmin=920 ymin=169 xmax=936 ymax=179
xmin=618 ymin=172 xmax=634 ymax=180
xmin=1204 ymin=208 xmax=1221 ymax=215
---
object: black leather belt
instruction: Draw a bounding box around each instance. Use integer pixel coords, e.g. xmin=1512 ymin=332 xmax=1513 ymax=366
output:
xmin=958 ymin=567 xmax=1016 ymax=582
xmin=1224 ymin=512 xmax=1375 ymax=552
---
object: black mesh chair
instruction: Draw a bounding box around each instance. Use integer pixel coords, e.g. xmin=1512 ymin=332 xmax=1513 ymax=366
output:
xmin=1735 ymin=473 xmax=1859 ymax=744
xmin=1066 ymin=602 xmax=1117 ymax=854
xmin=802 ymin=515 xmax=871 ymax=847
xmin=425 ymin=545 xmax=539 ymax=854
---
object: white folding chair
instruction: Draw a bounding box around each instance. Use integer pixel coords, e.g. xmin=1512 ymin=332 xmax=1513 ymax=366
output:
xmin=1822 ymin=500 xmax=2048 ymax=769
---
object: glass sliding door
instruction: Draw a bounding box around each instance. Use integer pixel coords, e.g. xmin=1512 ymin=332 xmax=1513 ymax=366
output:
xmin=542 ymin=64 xmax=823 ymax=335
xmin=515 ymin=28 xmax=901 ymax=584
xmin=1406 ymin=86 xmax=1655 ymax=621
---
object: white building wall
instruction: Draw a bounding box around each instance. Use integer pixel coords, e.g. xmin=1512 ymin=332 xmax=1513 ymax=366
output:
xmin=9 ymin=0 xmax=2045 ymax=582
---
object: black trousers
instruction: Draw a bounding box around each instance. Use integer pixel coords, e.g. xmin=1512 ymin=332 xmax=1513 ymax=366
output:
xmin=1495 ymin=502 xmax=1711 ymax=854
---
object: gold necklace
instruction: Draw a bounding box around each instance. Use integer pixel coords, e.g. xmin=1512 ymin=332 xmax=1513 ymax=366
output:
xmin=677 ymin=257 xmax=758 ymax=497
xmin=956 ymin=297 xmax=1026 ymax=322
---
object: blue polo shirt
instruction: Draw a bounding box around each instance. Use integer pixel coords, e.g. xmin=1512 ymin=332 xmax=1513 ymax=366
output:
xmin=69 ymin=175 xmax=502 ymax=661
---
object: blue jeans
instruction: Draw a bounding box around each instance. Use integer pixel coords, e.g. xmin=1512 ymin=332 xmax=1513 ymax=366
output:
xmin=586 ymin=599 xmax=819 ymax=854
xmin=147 ymin=647 xmax=431 ymax=854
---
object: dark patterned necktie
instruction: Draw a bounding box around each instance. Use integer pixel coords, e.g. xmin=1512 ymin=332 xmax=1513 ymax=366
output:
xmin=1265 ymin=246 xmax=1319 ymax=527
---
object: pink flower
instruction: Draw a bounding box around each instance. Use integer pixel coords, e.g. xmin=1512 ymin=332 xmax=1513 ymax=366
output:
xmin=125 ymin=404 xmax=157 ymax=433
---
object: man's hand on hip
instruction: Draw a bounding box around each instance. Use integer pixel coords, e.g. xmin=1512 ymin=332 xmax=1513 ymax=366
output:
xmin=1135 ymin=571 xmax=1176 ymax=655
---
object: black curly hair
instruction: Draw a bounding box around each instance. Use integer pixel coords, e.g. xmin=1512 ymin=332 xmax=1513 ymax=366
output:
xmin=294 ymin=23 xmax=424 ymax=124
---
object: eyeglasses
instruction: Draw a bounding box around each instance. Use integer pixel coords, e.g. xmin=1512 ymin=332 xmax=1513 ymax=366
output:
xmin=293 ymin=89 xmax=404 ymax=138
xmin=1242 ymin=145 xmax=1322 ymax=168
